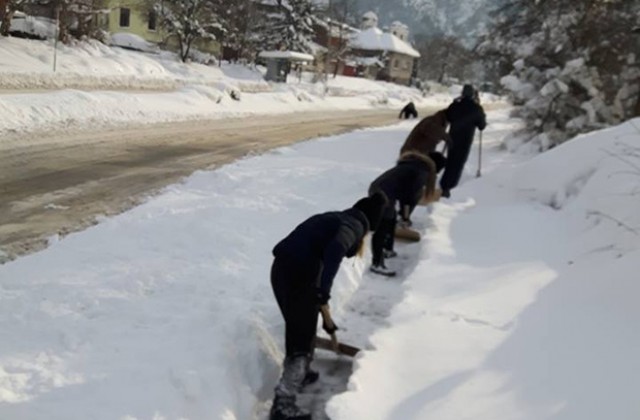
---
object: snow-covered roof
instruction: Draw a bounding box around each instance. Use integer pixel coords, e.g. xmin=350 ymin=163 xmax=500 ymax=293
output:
xmin=350 ymin=27 xmax=420 ymax=58
xmin=10 ymin=13 xmax=56 ymax=39
xmin=352 ymin=56 xmax=384 ymax=67
xmin=258 ymin=51 xmax=315 ymax=61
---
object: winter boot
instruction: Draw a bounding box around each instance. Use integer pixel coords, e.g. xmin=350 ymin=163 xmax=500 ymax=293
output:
xmin=370 ymin=264 xmax=396 ymax=277
xmin=302 ymin=369 xmax=319 ymax=386
xmin=383 ymin=249 xmax=398 ymax=259
xmin=269 ymin=395 xmax=311 ymax=420
xmin=441 ymin=189 xmax=451 ymax=199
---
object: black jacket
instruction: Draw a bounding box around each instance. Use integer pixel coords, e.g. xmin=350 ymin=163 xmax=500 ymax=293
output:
xmin=272 ymin=208 xmax=369 ymax=297
xmin=369 ymin=152 xmax=435 ymax=216
xmin=446 ymin=97 xmax=486 ymax=147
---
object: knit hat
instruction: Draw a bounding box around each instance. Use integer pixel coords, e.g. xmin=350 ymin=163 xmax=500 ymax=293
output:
xmin=352 ymin=192 xmax=387 ymax=232
xmin=462 ymin=84 xmax=475 ymax=98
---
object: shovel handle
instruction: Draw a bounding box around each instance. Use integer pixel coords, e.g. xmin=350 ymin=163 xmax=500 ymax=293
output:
xmin=320 ymin=305 xmax=340 ymax=353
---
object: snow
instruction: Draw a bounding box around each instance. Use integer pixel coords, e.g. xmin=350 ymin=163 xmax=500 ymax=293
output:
xmin=9 ymin=13 xmax=56 ymax=39
xmin=0 ymin=37 xmax=468 ymax=138
xmin=258 ymin=51 xmax=315 ymax=61
xmin=2 ymin=84 xmax=640 ymax=420
xmin=109 ymin=33 xmax=160 ymax=53
xmin=2 ymin=33 xmax=639 ymax=420
xmin=350 ymin=27 xmax=420 ymax=58
xmin=328 ymin=115 xmax=640 ymax=420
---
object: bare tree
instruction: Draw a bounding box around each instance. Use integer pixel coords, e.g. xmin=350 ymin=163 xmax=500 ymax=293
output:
xmin=322 ymin=0 xmax=356 ymax=79
xmin=149 ymin=0 xmax=223 ymax=62
xmin=0 ymin=0 xmax=28 ymax=36
xmin=415 ymin=35 xmax=475 ymax=83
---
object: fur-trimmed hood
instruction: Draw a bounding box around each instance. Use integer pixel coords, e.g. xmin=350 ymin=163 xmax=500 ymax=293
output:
xmin=397 ymin=151 xmax=441 ymax=198
xmin=397 ymin=151 xmax=436 ymax=171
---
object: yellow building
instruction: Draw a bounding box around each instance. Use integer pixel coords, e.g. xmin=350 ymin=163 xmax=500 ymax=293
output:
xmin=104 ymin=0 xmax=220 ymax=57
xmin=105 ymin=0 xmax=163 ymax=43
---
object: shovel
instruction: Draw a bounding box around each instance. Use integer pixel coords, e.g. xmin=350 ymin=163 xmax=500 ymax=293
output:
xmin=317 ymin=305 xmax=361 ymax=357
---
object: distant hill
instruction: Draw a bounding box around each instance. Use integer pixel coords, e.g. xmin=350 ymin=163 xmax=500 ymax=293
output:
xmin=349 ymin=0 xmax=500 ymax=42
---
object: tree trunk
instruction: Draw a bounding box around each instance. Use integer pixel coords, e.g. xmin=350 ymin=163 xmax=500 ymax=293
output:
xmin=179 ymin=37 xmax=186 ymax=62
xmin=58 ymin=6 xmax=70 ymax=43
xmin=0 ymin=0 xmax=11 ymax=36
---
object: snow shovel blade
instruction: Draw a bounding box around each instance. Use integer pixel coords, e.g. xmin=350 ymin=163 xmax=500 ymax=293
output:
xmin=395 ymin=226 xmax=421 ymax=242
xmin=315 ymin=336 xmax=360 ymax=357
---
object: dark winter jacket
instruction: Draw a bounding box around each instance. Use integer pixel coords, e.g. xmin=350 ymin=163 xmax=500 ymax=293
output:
xmin=369 ymin=152 xmax=437 ymax=219
xmin=399 ymin=110 xmax=450 ymax=155
xmin=272 ymin=208 xmax=369 ymax=299
xmin=446 ymin=96 xmax=486 ymax=148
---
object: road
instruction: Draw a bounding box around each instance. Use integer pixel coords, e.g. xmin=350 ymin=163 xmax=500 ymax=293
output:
xmin=0 ymin=107 xmax=436 ymax=262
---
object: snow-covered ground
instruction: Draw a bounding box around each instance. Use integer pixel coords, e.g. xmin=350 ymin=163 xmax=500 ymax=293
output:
xmin=1 ymin=100 xmax=639 ymax=420
xmin=0 ymin=37 xmax=477 ymax=138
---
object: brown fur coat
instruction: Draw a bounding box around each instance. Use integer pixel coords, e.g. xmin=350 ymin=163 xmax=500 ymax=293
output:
xmin=399 ymin=110 xmax=450 ymax=155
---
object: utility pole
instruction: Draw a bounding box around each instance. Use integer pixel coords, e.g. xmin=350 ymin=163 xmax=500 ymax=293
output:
xmin=633 ymin=26 xmax=640 ymax=115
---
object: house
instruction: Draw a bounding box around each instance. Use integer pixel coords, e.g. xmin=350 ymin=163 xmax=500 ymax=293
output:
xmin=311 ymin=18 xmax=358 ymax=75
xmin=103 ymin=0 xmax=219 ymax=57
xmin=104 ymin=1 xmax=162 ymax=44
xmin=348 ymin=12 xmax=420 ymax=85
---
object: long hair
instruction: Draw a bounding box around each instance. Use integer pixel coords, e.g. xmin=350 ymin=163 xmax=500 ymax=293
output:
xmin=356 ymin=236 xmax=366 ymax=258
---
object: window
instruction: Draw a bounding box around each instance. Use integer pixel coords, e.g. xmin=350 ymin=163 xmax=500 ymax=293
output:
xmin=148 ymin=10 xmax=157 ymax=31
xmin=119 ymin=7 xmax=130 ymax=28
xmin=393 ymin=59 xmax=398 ymax=68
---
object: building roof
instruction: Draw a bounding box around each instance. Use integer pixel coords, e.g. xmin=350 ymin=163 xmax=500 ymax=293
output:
xmin=350 ymin=26 xmax=420 ymax=58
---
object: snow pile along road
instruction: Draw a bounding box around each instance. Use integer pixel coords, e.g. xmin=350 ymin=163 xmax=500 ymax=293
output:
xmin=329 ymin=118 xmax=640 ymax=420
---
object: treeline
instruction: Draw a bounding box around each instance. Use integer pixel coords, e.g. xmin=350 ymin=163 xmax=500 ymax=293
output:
xmin=0 ymin=0 xmax=349 ymax=62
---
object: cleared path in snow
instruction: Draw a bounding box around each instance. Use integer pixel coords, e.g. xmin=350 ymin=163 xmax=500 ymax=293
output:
xmin=0 ymin=107 xmax=437 ymax=262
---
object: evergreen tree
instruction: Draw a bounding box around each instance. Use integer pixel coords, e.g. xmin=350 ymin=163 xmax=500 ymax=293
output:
xmin=480 ymin=0 xmax=640 ymax=150
xmin=213 ymin=0 xmax=260 ymax=61
xmin=256 ymin=0 xmax=319 ymax=53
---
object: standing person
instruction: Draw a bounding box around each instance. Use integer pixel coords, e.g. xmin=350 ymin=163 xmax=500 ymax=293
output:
xmin=269 ymin=193 xmax=386 ymax=420
xmin=368 ymin=151 xmax=447 ymax=277
xmin=399 ymin=109 xmax=450 ymax=155
xmin=440 ymin=84 xmax=487 ymax=198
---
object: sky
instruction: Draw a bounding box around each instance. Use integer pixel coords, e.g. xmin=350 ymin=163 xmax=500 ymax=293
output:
xmin=2 ymin=104 xmax=639 ymax=419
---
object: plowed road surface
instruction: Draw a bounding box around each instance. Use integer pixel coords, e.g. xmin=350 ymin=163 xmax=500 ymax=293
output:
xmin=0 ymin=108 xmax=436 ymax=262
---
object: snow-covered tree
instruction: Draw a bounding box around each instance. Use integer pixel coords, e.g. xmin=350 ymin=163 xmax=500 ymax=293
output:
xmin=213 ymin=0 xmax=260 ymax=61
xmin=255 ymin=0 xmax=319 ymax=53
xmin=0 ymin=0 xmax=99 ymax=40
xmin=479 ymin=0 xmax=640 ymax=150
xmin=0 ymin=0 xmax=26 ymax=35
xmin=415 ymin=35 xmax=475 ymax=83
xmin=151 ymin=0 xmax=224 ymax=62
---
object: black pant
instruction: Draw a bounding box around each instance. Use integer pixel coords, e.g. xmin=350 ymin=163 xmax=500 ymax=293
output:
xmin=440 ymin=134 xmax=474 ymax=191
xmin=371 ymin=210 xmax=396 ymax=266
xmin=271 ymin=257 xmax=321 ymax=357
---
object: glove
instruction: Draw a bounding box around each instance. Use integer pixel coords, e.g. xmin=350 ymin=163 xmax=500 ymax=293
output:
xmin=316 ymin=290 xmax=330 ymax=305
xmin=322 ymin=318 xmax=339 ymax=335
xmin=319 ymin=304 xmax=339 ymax=335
